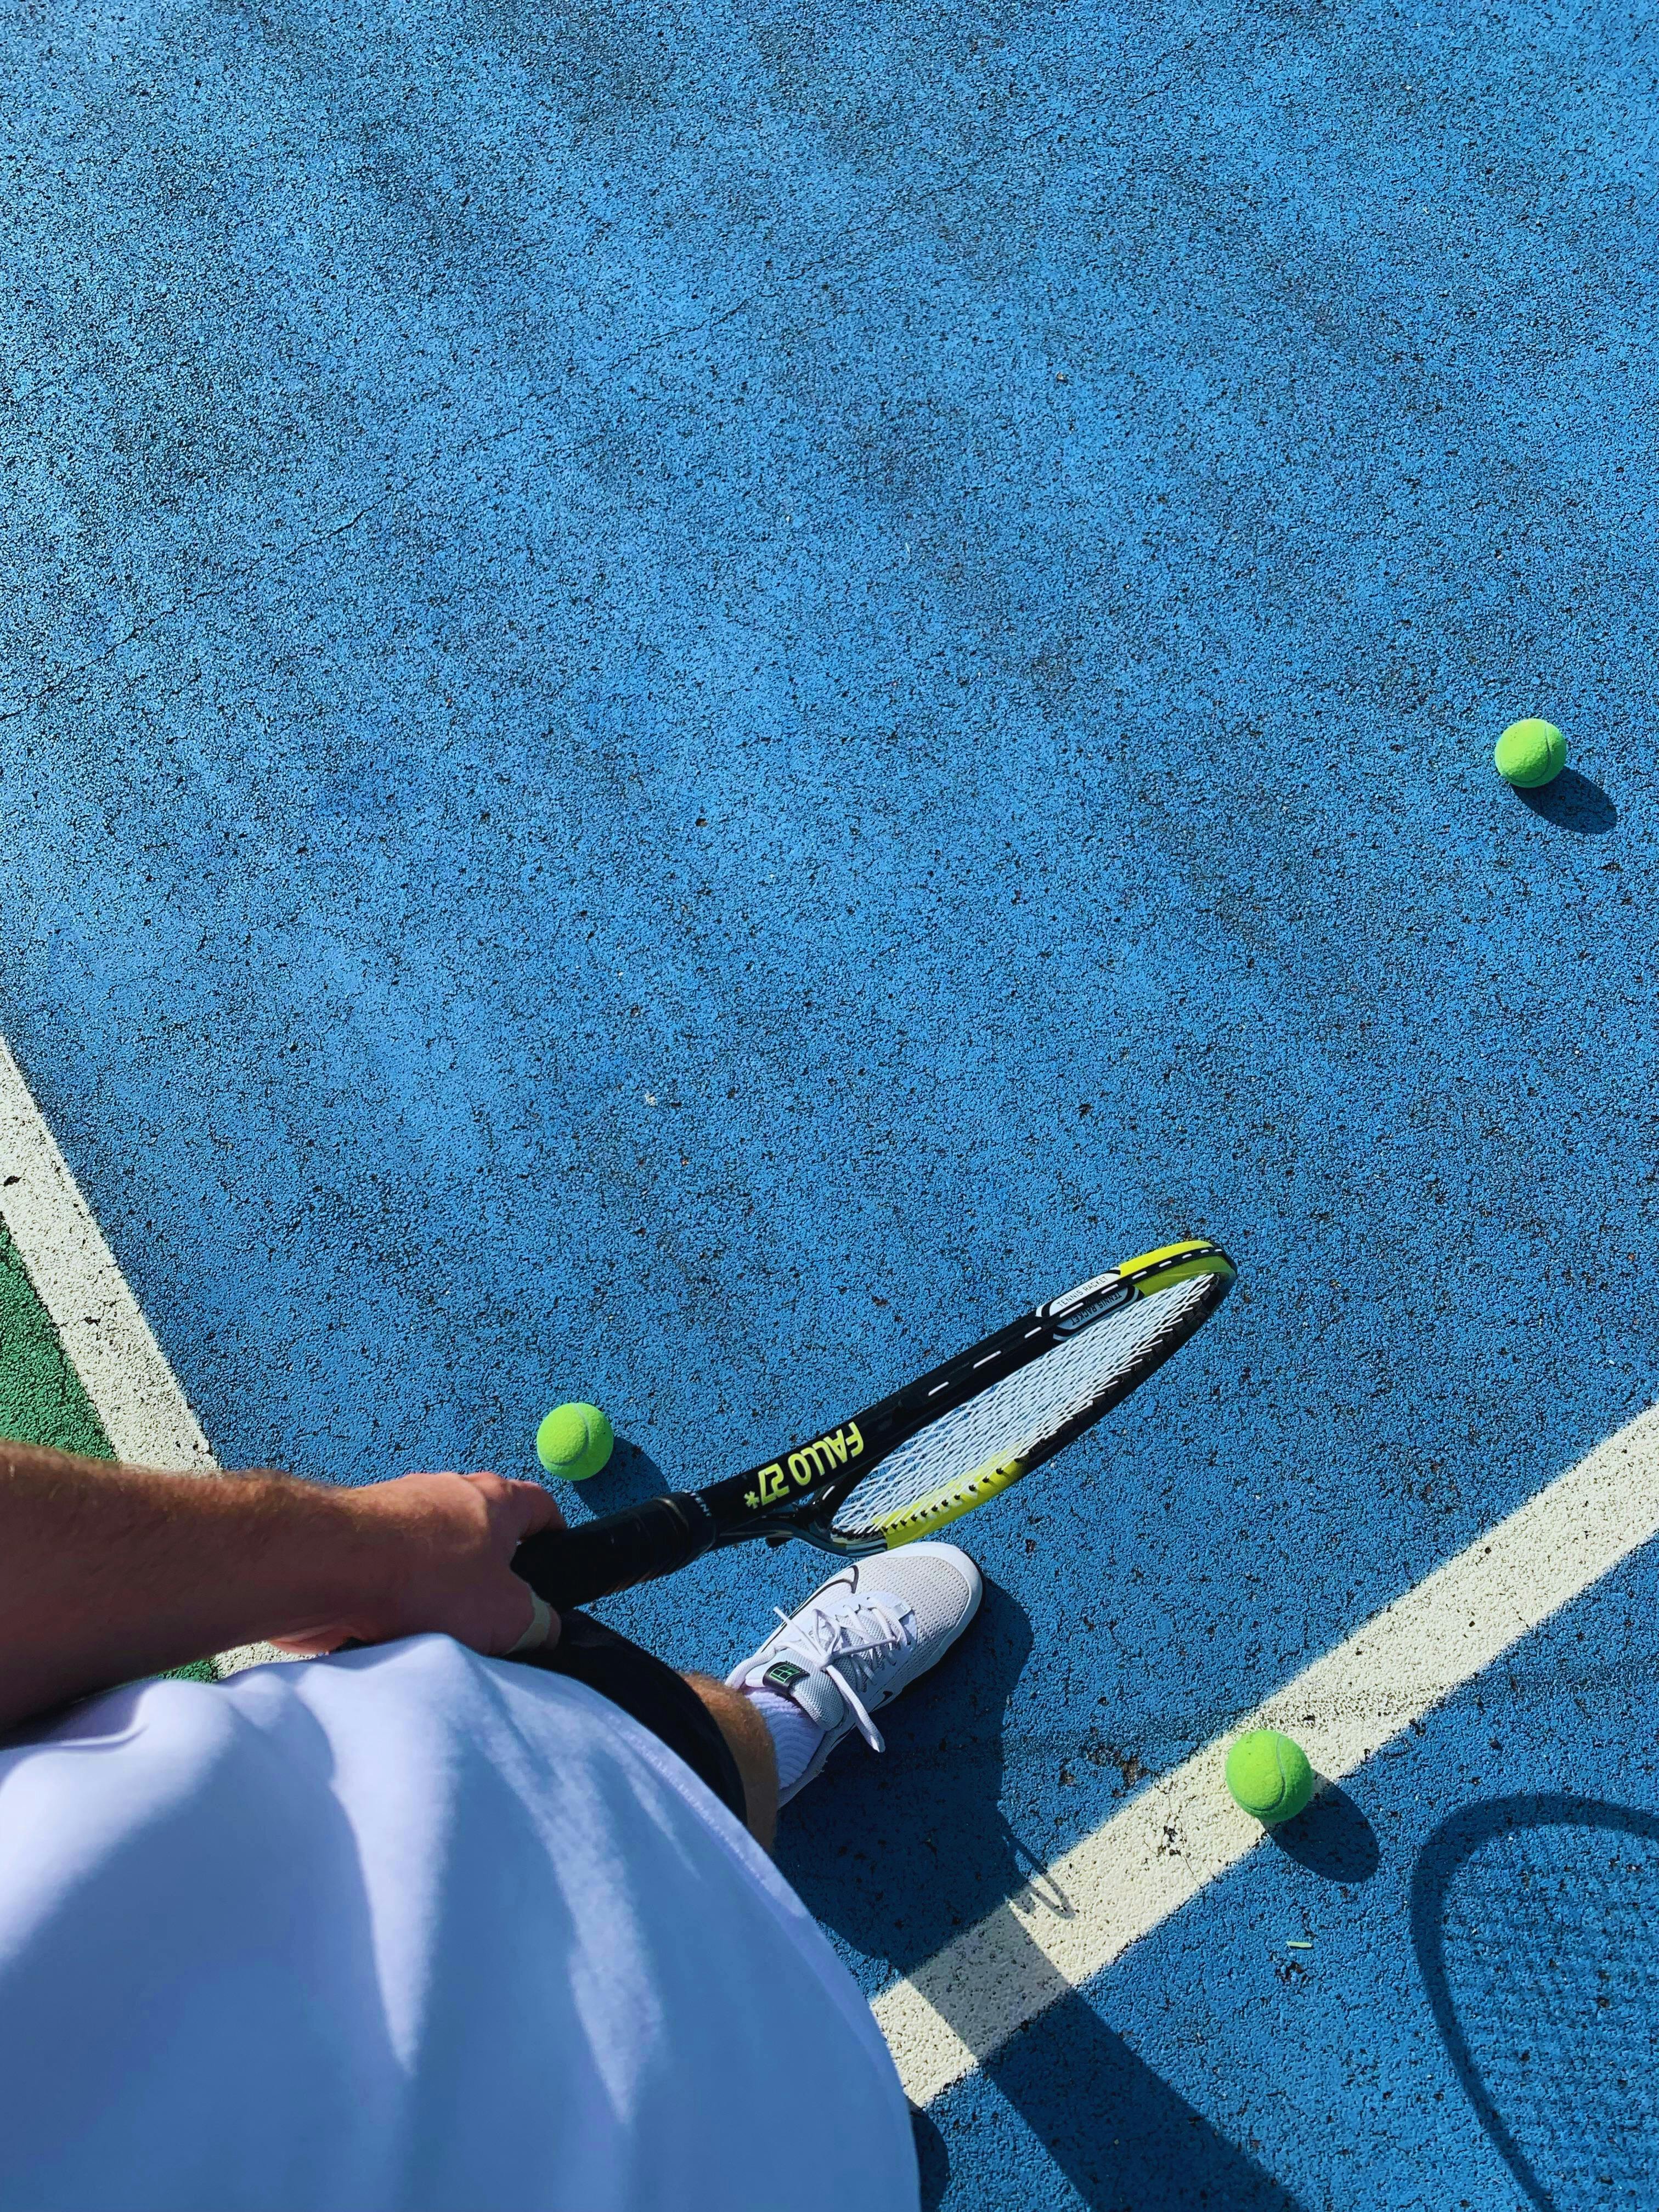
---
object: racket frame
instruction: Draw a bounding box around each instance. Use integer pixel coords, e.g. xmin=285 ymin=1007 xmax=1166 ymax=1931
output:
xmin=710 ymin=1236 xmax=1234 ymax=1552
xmin=512 ymin=1239 xmax=1233 ymax=1610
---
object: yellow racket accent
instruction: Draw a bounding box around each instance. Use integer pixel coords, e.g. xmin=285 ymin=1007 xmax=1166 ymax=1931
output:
xmin=835 ymin=1237 xmax=1234 ymax=1554
xmin=874 ymin=1453 xmax=1029 ymax=1548
xmin=1117 ymin=1238 xmax=1235 ymax=1295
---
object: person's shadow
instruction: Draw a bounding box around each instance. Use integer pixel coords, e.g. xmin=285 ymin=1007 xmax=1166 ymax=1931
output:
xmin=777 ymin=1579 xmax=1045 ymax=1971
xmin=780 ymin=1581 xmax=1306 ymax=2210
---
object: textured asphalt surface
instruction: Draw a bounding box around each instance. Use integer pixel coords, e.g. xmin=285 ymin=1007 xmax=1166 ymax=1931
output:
xmin=4 ymin=0 xmax=1659 ymax=2201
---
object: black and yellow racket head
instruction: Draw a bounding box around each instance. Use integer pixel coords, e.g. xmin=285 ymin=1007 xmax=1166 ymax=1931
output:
xmin=716 ymin=1237 xmax=1236 ymax=1555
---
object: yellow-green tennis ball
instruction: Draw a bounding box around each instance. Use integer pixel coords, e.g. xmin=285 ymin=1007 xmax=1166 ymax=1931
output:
xmin=1225 ymin=1730 xmax=1315 ymax=1825
xmin=535 ymin=1402 xmax=614 ymax=1481
xmin=1494 ymin=718 xmax=1566 ymax=788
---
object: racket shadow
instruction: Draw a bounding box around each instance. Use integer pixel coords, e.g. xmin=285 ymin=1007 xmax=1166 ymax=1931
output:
xmin=1411 ymin=1793 xmax=1659 ymax=2211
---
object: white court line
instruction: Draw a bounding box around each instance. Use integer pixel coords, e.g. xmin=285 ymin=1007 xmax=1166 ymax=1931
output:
xmin=879 ymin=1403 xmax=1659 ymax=2106
xmin=0 ymin=1035 xmax=215 ymax=1471
xmin=0 ymin=1035 xmax=282 ymax=1676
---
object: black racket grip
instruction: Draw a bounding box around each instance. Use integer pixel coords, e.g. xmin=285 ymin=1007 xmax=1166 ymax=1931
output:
xmin=511 ymin=1494 xmax=715 ymax=1611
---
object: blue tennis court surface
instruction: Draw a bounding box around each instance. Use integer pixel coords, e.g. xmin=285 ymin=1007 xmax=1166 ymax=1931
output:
xmin=5 ymin=0 xmax=1659 ymax=2199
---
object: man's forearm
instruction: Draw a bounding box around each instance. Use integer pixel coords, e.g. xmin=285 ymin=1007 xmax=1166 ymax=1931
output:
xmin=0 ymin=1444 xmax=372 ymax=1731
xmin=0 ymin=1444 xmax=563 ymax=1736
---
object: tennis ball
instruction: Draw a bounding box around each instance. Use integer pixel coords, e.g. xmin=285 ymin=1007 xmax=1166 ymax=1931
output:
xmin=535 ymin=1402 xmax=614 ymax=1482
xmin=1494 ymin=718 xmax=1566 ymax=789
xmin=1225 ymin=1730 xmax=1316 ymax=1825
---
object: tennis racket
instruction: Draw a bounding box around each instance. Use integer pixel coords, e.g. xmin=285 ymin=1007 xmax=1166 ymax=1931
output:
xmin=512 ymin=1237 xmax=1234 ymax=1612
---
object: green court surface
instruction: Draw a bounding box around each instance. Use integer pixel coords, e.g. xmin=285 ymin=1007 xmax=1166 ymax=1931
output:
xmin=0 ymin=1219 xmax=110 ymax=1461
xmin=0 ymin=1220 xmax=217 ymax=1687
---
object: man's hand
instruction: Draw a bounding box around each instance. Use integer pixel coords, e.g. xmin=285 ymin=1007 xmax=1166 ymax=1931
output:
xmin=272 ymin=1472 xmax=565 ymax=1658
xmin=0 ymin=1444 xmax=568 ymax=1736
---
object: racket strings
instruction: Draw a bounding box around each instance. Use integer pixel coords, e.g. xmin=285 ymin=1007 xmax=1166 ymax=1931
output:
xmin=829 ymin=1273 xmax=1215 ymax=1541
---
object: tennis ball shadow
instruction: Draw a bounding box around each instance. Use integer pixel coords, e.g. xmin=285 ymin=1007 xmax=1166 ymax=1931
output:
xmin=1514 ymin=769 xmax=1617 ymax=835
xmin=1265 ymin=1781 xmax=1380 ymax=1882
xmin=558 ymin=1432 xmax=669 ymax=1509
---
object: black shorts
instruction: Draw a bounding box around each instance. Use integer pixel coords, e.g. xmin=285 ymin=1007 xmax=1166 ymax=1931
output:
xmin=534 ymin=1609 xmax=749 ymax=1828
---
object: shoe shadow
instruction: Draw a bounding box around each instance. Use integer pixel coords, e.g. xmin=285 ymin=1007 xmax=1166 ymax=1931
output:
xmin=776 ymin=1576 xmax=1037 ymax=1972
xmin=781 ymin=1579 xmax=1304 ymax=2210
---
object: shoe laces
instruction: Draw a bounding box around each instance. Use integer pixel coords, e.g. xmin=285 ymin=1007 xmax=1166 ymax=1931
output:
xmin=771 ymin=1589 xmax=913 ymax=1756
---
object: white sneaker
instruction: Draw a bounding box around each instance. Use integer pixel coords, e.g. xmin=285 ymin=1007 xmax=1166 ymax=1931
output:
xmin=726 ymin=1543 xmax=984 ymax=1803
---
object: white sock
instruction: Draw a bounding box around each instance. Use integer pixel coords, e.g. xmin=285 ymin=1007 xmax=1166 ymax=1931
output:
xmin=746 ymin=1689 xmax=827 ymax=1794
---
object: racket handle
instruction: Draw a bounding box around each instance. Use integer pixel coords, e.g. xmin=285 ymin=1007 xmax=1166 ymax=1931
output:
xmin=511 ymin=1494 xmax=716 ymax=1611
